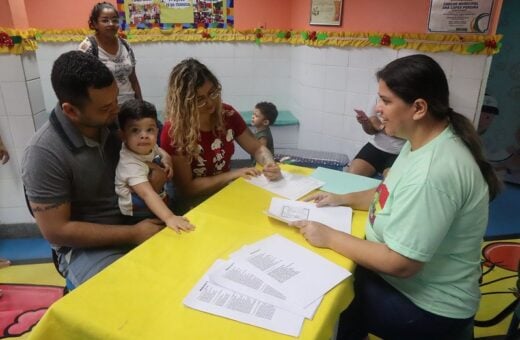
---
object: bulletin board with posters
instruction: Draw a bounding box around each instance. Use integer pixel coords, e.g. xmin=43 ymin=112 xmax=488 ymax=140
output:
xmin=117 ymin=0 xmax=233 ymax=29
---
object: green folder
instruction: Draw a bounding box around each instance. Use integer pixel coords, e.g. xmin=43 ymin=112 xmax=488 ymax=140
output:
xmin=311 ymin=167 xmax=381 ymax=194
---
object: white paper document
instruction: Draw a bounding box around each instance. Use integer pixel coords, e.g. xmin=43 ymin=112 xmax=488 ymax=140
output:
xmin=208 ymin=259 xmax=322 ymax=319
xmin=245 ymin=171 xmax=324 ymax=200
xmin=184 ymin=260 xmax=305 ymax=337
xmin=228 ymin=234 xmax=351 ymax=308
xmin=266 ymin=197 xmax=353 ymax=234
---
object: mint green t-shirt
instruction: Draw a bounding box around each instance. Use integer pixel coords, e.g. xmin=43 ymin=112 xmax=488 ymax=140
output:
xmin=365 ymin=126 xmax=489 ymax=319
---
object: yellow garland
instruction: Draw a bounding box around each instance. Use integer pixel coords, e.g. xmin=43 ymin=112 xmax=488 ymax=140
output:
xmin=0 ymin=28 xmax=38 ymax=54
xmin=0 ymin=27 xmax=502 ymax=56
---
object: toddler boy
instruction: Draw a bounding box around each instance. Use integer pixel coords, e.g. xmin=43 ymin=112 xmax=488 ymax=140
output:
xmin=115 ymin=99 xmax=194 ymax=233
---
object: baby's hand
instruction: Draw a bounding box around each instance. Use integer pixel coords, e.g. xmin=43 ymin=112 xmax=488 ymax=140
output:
xmin=166 ymin=215 xmax=195 ymax=234
xmin=163 ymin=163 xmax=174 ymax=180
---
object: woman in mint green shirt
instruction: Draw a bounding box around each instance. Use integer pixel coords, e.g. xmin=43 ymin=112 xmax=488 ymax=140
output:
xmin=292 ymin=54 xmax=501 ymax=339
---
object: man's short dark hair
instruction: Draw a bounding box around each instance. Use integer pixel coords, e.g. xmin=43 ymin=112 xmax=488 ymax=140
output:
xmin=51 ymin=51 xmax=114 ymax=108
xmin=118 ymin=99 xmax=158 ymax=130
xmin=255 ymin=101 xmax=278 ymax=125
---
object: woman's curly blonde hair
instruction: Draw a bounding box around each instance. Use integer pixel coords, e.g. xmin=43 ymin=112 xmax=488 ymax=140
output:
xmin=165 ymin=58 xmax=224 ymax=160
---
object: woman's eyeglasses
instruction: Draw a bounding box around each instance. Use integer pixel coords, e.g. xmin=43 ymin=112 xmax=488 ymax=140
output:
xmin=196 ymin=86 xmax=222 ymax=108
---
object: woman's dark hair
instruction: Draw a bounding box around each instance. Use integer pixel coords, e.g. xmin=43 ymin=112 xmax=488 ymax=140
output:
xmin=89 ymin=2 xmax=118 ymax=30
xmin=376 ymin=54 xmax=501 ymax=200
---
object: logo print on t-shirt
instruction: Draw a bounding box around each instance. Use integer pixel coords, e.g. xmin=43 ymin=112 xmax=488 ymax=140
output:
xmin=369 ymin=183 xmax=389 ymax=226
xmin=193 ymin=144 xmax=207 ymax=177
xmin=226 ymin=129 xmax=234 ymax=142
xmin=211 ymin=138 xmax=226 ymax=173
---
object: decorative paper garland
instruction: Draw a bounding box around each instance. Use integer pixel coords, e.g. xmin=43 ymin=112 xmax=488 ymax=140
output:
xmin=0 ymin=28 xmax=38 ymax=54
xmin=0 ymin=27 xmax=502 ymax=56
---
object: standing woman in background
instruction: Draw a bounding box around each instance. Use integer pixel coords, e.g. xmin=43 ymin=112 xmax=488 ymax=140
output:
xmin=294 ymin=54 xmax=501 ymax=339
xmin=79 ymin=2 xmax=142 ymax=105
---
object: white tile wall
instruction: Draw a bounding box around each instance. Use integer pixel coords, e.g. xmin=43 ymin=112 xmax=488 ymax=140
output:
xmin=345 ymin=92 xmax=373 ymax=116
xmin=451 ymin=54 xmax=487 ymax=78
xmin=0 ymin=116 xmax=13 ymax=149
xmin=324 ymin=90 xmax=345 ymax=114
xmin=323 ymin=112 xmax=345 ymax=138
xmin=0 ymin=87 xmax=6 ymax=116
xmin=36 ymin=42 xmax=77 ymax=110
xmin=21 ymin=52 xmax=40 ymax=81
xmin=0 ymin=154 xmax=20 ymax=180
xmin=13 ymin=147 xmax=26 ymax=171
xmin=0 ymin=208 xmax=34 ymax=224
xmin=346 ymin=67 xmax=372 ymax=94
xmin=348 ymin=48 xmax=373 ymax=68
xmin=449 ymin=76 xmax=484 ymax=116
xmin=34 ymin=110 xmax=49 ymax=130
xmin=325 ymin=66 xmax=347 ymax=91
xmin=26 ymin=78 xmax=45 ymax=114
xmin=2 ymin=82 xmax=32 ymax=116
xmin=289 ymin=46 xmax=490 ymax=159
xmin=0 ymin=179 xmax=26 ymax=207
xmin=0 ymin=53 xmax=41 ymax=224
xmin=33 ymin=42 xmax=491 ymax=163
xmin=8 ymin=116 xmax=35 ymax=149
xmin=323 ymin=47 xmax=349 ymax=66
xmin=0 ymin=54 xmax=25 ymax=82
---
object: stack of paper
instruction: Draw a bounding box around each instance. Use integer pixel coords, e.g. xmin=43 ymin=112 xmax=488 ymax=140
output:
xmin=245 ymin=171 xmax=325 ymax=200
xmin=266 ymin=197 xmax=353 ymax=234
xmin=184 ymin=234 xmax=351 ymax=337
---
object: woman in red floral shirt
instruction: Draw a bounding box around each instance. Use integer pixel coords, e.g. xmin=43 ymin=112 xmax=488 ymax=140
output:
xmin=160 ymin=58 xmax=281 ymax=211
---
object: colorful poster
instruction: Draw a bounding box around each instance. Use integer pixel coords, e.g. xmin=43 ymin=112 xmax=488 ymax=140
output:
xmin=160 ymin=0 xmax=194 ymax=23
xmin=125 ymin=0 xmax=161 ymax=28
xmin=119 ymin=0 xmax=232 ymax=28
xmin=428 ymin=0 xmax=494 ymax=33
xmin=193 ymin=0 xmax=226 ymax=28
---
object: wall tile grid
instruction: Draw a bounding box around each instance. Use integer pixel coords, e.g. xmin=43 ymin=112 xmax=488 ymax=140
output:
xmin=35 ymin=42 xmax=490 ymax=164
xmin=0 ymin=53 xmax=40 ymax=224
xmin=290 ymin=46 xmax=490 ymax=157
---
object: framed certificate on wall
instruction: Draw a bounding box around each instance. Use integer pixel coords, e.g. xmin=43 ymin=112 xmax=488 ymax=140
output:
xmin=310 ymin=0 xmax=343 ymax=26
xmin=428 ymin=0 xmax=494 ymax=33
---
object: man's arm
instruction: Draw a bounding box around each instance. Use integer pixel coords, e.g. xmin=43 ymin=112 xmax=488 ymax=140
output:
xmin=30 ymin=200 xmax=164 ymax=247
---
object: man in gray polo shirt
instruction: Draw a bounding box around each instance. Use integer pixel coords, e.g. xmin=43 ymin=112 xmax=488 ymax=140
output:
xmin=22 ymin=51 xmax=165 ymax=288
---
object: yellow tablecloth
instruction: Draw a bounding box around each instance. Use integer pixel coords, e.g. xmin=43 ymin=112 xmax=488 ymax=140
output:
xmin=29 ymin=165 xmax=368 ymax=340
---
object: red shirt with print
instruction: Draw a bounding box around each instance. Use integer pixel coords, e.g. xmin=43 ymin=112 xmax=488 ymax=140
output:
xmin=160 ymin=103 xmax=247 ymax=177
